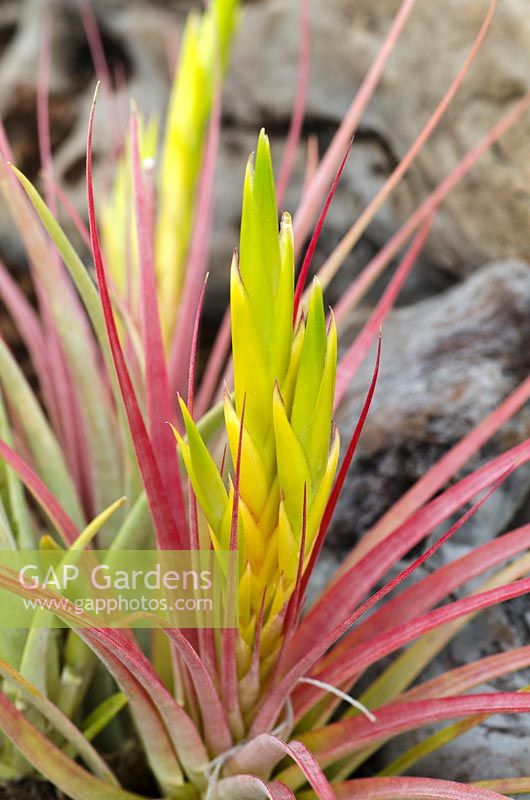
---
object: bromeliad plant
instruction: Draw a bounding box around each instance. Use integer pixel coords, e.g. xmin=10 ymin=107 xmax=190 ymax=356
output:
xmin=175 ymin=132 xmax=340 ymax=646
xmin=2 ymin=0 xmax=530 ymax=798
xmin=0 ymin=0 xmax=240 ymax=780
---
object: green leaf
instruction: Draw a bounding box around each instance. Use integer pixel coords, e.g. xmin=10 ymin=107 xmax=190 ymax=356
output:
xmin=0 ymin=390 xmax=34 ymax=549
xmin=81 ymin=693 xmax=128 ymax=743
xmin=224 ymin=393 xmax=270 ymax=518
xmin=230 ymin=252 xmax=273 ymax=447
xmin=270 ymin=211 xmax=295 ymax=387
xmin=174 ymin=400 xmax=228 ymax=534
xmin=0 ymin=338 xmax=84 ymax=528
xmin=0 ymin=656 xmax=116 ymax=784
xmin=11 ymin=167 xmax=108 ymax=358
xmin=290 ymin=279 xmax=327 ymax=455
xmin=0 ymin=687 xmax=144 ymax=799
xmin=11 ymin=170 xmax=123 ymax=520
xmin=239 ymin=130 xmax=281 ymax=344
xmin=273 ymin=384 xmax=311 ymax=535
xmin=110 ymin=493 xmax=152 ymax=551
xmin=307 ymin=313 xmax=337 ymax=481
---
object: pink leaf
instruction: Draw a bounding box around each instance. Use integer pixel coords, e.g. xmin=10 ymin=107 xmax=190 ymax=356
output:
xmin=0 ymin=439 xmax=79 ymax=545
xmin=314 ymin=577 xmax=530 ymax=701
xmin=0 ymin=262 xmax=54 ymax=417
xmin=319 ymin=0 xmax=496 ymax=302
xmin=130 ymin=110 xmax=188 ymax=543
xmin=301 ymin=693 xmax=530 ymax=766
xmin=293 ymin=143 xmax=351 ymax=322
xmin=294 ymin=0 xmax=418 ymax=251
xmin=332 ymin=776 xmax=509 ymax=800
xmin=288 ymin=473 xmax=512 ymax=717
xmin=333 ymin=90 xmax=530 ymax=325
xmin=251 ymin=571 xmax=530 ymax=735
xmin=225 ymin=734 xmax=335 ymax=800
xmin=164 ymin=627 xmax=232 ymax=756
xmin=299 ymin=335 xmax=381 ymax=602
xmin=401 ymin=643 xmax=530 ymax=704
xmin=338 ymin=371 xmax=530 ymax=572
xmin=347 ymin=522 xmax=530 ymax=653
xmin=335 ymin=218 xmax=432 ymax=407
xmin=86 ymin=92 xmax=187 ymax=550
xmin=290 ymin=437 xmax=530 ymax=669
xmin=276 ymin=0 xmax=311 ymax=208
xmin=215 ymin=775 xmax=296 ymax=799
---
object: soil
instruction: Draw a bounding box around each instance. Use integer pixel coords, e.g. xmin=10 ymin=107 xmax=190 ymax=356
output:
xmin=0 ymin=781 xmax=64 ymax=800
xmin=0 ymin=742 xmax=159 ymax=800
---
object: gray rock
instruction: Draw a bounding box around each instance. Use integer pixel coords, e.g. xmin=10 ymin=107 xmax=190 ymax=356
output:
xmin=2 ymin=0 xmax=530 ymax=311
xmin=372 ymin=601 xmax=530 ymax=785
xmin=226 ymin=0 xmax=530 ymax=285
xmin=329 ymin=260 xmax=530 ymax=784
xmin=2 ymin=0 xmax=530 ymax=784
xmin=0 ymin=0 xmax=175 ymax=268
xmin=332 ymin=259 xmax=530 ymax=560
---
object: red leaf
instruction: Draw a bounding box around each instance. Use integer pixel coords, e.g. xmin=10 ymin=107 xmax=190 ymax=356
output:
xmin=276 ymin=0 xmax=311 ymax=208
xmin=293 ymin=142 xmax=351 ymax=322
xmin=346 ymin=522 xmax=530 ymax=653
xmin=130 ymin=110 xmax=188 ymax=542
xmin=86 ymin=91 xmax=186 ymax=550
xmin=299 ymin=335 xmax=381 ymax=602
xmin=0 ymin=439 xmax=79 ymax=545
xmin=302 ymin=693 xmax=530 ymax=766
xmin=332 ymin=776 xmax=509 ymax=800
xmin=335 ymin=218 xmax=432 ymax=407
xmin=289 ymin=438 xmax=530 ymax=669
xmin=294 ymin=0 xmax=418 ymax=251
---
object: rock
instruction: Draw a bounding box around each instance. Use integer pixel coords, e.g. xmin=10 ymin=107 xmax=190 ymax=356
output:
xmin=325 ymin=260 xmax=530 ymax=783
xmin=226 ymin=0 xmax=530 ymax=286
xmin=374 ymin=600 xmax=530 ymax=783
xmin=0 ymin=0 xmax=176 ymax=270
xmin=331 ymin=259 xmax=530 ymax=562
xmin=1 ymin=1 xmax=530 ymax=784
xmin=2 ymin=0 xmax=530 ymax=311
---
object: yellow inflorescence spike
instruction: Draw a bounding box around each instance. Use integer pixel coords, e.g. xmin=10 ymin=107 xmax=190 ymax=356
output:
xmin=176 ymin=131 xmax=339 ymax=671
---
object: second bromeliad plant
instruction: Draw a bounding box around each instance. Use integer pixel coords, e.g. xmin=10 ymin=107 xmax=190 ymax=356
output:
xmin=1 ymin=0 xmax=530 ymax=797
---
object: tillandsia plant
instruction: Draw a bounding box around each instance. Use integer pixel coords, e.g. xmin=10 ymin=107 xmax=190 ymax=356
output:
xmin=175 ymin=132 xmax=340 ymax=644
xmin=0 ymin=0 xmax=240 ymax=781
xmin=2 ymin=0 xmax=530 ymax=798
